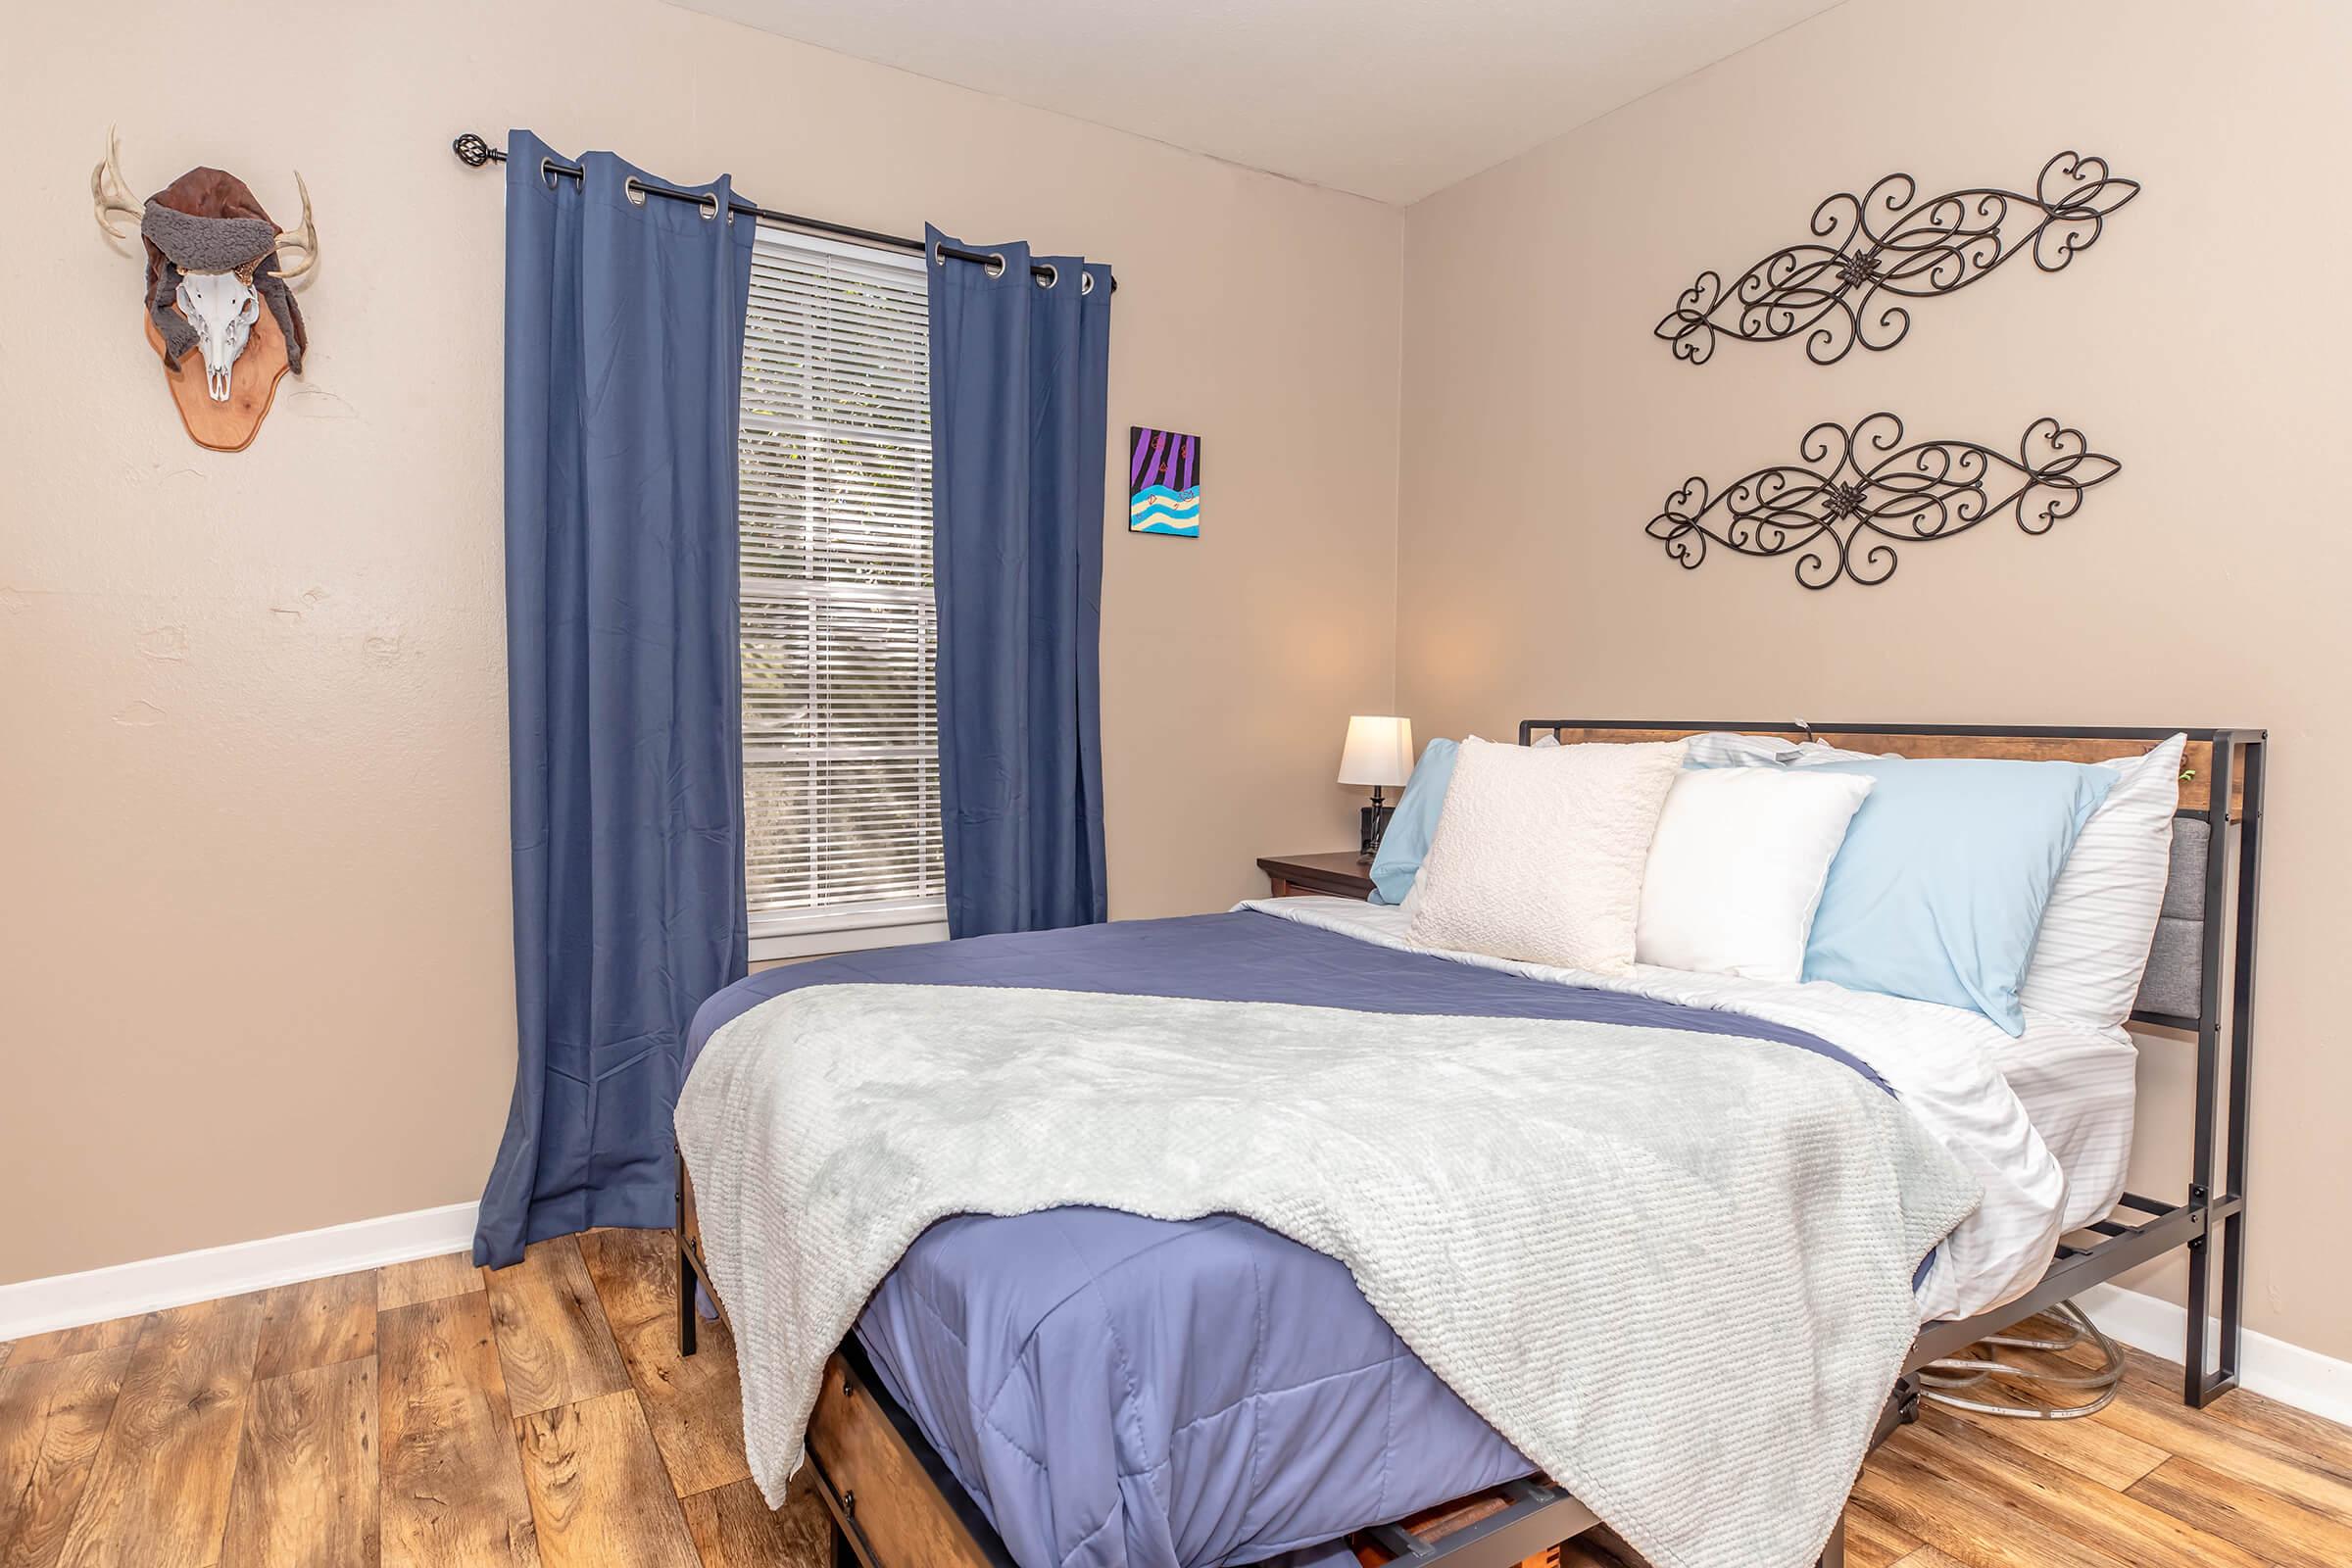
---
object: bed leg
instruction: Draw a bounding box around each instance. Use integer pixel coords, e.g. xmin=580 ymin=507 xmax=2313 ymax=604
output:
xmin=1816 ymin=1512 xmax=1846 ymax=1568
xmin=832 ymin=1518 xmax=859 ymax=1568
xmin=2182 ymin=1229 xmax=2210 ymax=1404
xmin=2182 ymin=1208 xmax=2245 ymax=1408
xmin=2215 ymin=1198 xmax=2247 ymax=1398
xmin=677 ymin=1238 xmax=699 ymax=1358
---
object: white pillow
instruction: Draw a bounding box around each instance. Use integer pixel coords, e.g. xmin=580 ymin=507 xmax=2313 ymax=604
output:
xmin=1405 ymin=737 xmax=1687 ymax=971
xmin=1684 ymin=731 xmax=1887 ymax=768
xmin=1635 ymin=767 xmax=1875 ymax=982
xmin=2017 ymin=733 xmax=2186 ymax=1029
xmin=1682 ymin=731 xmax=1803 ymax=767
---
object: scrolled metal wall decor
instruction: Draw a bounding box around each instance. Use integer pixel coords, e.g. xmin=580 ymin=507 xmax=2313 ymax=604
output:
xmin=1645 ymin=413 xmax=2121 ymax=589
xmin=1655 ymin=152 xmax=2139 ymax=367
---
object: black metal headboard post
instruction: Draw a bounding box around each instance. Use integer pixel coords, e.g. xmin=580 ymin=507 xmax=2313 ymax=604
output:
xmin=2201 ymin=730 xmax=2263 ymax=1405
xmin=1518 ymin=719 xmax=2266 ymax=1411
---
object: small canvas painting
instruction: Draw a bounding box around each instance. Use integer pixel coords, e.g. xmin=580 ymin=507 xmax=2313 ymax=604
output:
xmin=1128 ymin=426 xmax=1201 ymax=538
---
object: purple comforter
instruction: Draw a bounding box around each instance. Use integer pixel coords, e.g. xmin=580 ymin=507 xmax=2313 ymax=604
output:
xmin=685 ymin=910 xmax=1872 ymax=1568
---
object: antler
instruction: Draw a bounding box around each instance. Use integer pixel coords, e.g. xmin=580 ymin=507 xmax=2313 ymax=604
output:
xmin=91 ymin=126 xmax=144 ymax=241
xmin=273 ymin=172 xmax=318 ymax=281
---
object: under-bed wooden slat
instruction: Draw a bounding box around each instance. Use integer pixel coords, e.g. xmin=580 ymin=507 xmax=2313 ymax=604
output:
xmin=1348 ymin=1480 xmax=1597 ymax=1567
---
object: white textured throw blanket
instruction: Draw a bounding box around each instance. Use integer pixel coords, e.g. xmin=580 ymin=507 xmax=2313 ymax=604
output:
xmin=675 ymin=984 xmax=1981 ymax=1568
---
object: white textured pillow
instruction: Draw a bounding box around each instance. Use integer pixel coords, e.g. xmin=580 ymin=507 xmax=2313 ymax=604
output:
xmin=1636 ymin=767 xmax=1875 ymax=982
xmin=2017 ymin=733 xmax=2186 ymax=1029
xmin=1405 ymin=738 xmax=1687 ymax=970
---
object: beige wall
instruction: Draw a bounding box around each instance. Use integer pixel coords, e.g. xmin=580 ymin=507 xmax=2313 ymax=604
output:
xmin=0 ymin=0 xmax=1400 ymax=1284
xmin=1398 ymin=0 xmax=2352 ymax=1357
xmin=11 ymin=0 xmax=2343 ymax=1373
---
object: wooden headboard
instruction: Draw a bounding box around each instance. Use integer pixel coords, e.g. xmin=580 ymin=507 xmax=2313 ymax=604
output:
xmin=1518 ymin=720 xmax=2252 ymax=820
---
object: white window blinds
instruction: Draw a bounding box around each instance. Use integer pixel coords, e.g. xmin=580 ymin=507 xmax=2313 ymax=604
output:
xmin=738 ymin=226 xmax=944 ymax=950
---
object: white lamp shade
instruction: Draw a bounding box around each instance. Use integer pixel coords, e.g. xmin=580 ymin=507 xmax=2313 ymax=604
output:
xmin=1338 ymin=715 xmax=1415 ymax=787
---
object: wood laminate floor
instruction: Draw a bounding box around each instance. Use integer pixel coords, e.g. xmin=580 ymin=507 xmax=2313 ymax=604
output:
xmin=2 ymin=1230 xmax=2346 ymax=1567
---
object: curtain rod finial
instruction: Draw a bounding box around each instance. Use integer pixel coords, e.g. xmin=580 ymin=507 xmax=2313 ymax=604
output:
xmin=453 ymin=132 xmax=501 ymax=169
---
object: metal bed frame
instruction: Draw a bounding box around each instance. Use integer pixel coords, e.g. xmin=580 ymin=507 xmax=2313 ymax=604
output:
xmin=679 ymin=718 xmax=2265 ymax=1568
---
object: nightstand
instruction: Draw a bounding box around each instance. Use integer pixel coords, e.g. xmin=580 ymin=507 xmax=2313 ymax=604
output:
xmin=1255 ymin=851 xmax=1376 ymax=901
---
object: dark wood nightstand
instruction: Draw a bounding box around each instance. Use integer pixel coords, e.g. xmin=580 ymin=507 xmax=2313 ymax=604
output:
xmin=1255 ymin=851 xmax=1375 ymax=901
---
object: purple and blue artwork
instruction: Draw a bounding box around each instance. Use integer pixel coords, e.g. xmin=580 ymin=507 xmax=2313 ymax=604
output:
xmin=1128 ymin=426 xmax=1201 ymax=538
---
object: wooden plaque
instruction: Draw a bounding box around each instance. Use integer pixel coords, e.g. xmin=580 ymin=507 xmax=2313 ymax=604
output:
xmin=142 ymin=301 xmax=291 ymax=453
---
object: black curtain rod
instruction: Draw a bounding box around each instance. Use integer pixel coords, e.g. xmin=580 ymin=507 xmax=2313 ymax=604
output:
xmin=449 ymin=133 xmax=1112 ymax=291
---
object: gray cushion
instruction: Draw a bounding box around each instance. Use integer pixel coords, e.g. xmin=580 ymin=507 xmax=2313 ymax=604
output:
xmin=2161 ymin=816 xmax=2210 ymax=920
xmin=2133 ymin=816 xmax=2210 ymax=1019
xmin=2135 ymin=916 xmax=2204 ymax=1020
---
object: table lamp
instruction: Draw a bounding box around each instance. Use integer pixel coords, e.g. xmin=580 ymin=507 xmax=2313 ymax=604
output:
xmin=1338 ymin=715 xmax=1414 ymax=861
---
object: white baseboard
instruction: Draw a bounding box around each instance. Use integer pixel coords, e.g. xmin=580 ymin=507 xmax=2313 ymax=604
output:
xmin=0 ymin=1200 xmax=479 ymax=1343
xmin=2079 ymin=1283 xmax=2352 ymax=1427
xmin=8 ymin=1209 xmax=2349 ymax=1432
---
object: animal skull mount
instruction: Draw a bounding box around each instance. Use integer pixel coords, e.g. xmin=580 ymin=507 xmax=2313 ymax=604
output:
xmin=175 ymin=272 xmax=262 ymax=402
xmin=92 ymin=129 xmax=318 ymax=452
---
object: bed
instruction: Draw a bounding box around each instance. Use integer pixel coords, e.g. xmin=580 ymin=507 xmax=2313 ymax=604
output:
xmin=671 ymin=720 xmax=2265 ymax=1568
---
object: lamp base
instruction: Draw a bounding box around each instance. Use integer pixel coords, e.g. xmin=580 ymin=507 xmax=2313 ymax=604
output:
xmin=1357 ymin=791 xmax=1396 ymax=862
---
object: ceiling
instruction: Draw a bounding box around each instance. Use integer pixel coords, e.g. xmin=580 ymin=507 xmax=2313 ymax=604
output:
xmin=671 ymin=0 xmax=1847 ymax=205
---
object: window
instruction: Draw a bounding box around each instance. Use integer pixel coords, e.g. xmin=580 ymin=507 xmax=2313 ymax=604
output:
xmin=737 ymin=226 xmax=944 ymax=959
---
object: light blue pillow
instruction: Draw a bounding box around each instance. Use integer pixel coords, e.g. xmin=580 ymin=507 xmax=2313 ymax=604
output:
xmin=1367 ymin=738 xmax=1461 ymax=905
xmin=1802 ymin=758 xmax=2117 ymax=1035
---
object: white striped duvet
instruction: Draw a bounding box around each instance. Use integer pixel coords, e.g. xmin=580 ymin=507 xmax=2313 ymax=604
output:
xmin=1984 ymin=1023 xmax=2137 ymax=1233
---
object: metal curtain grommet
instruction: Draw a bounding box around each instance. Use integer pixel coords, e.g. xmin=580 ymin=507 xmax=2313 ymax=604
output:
xmin=986 ymin=251 xmax=1006 ymax=277
xmin=622 ymin=175 xmax=647 ymax=206
xmin=931 ymin=240 xmax=947 ymax=267
xmin=539 ymin=156 xmax=559 ymax=190
xmin=1080 ymin=270 xmax=1096 ymax=296
xmin=1035 ymin=262 xmax=1058 ymax=288
xmin=701 ymin=191 xmax=720 ymax=220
